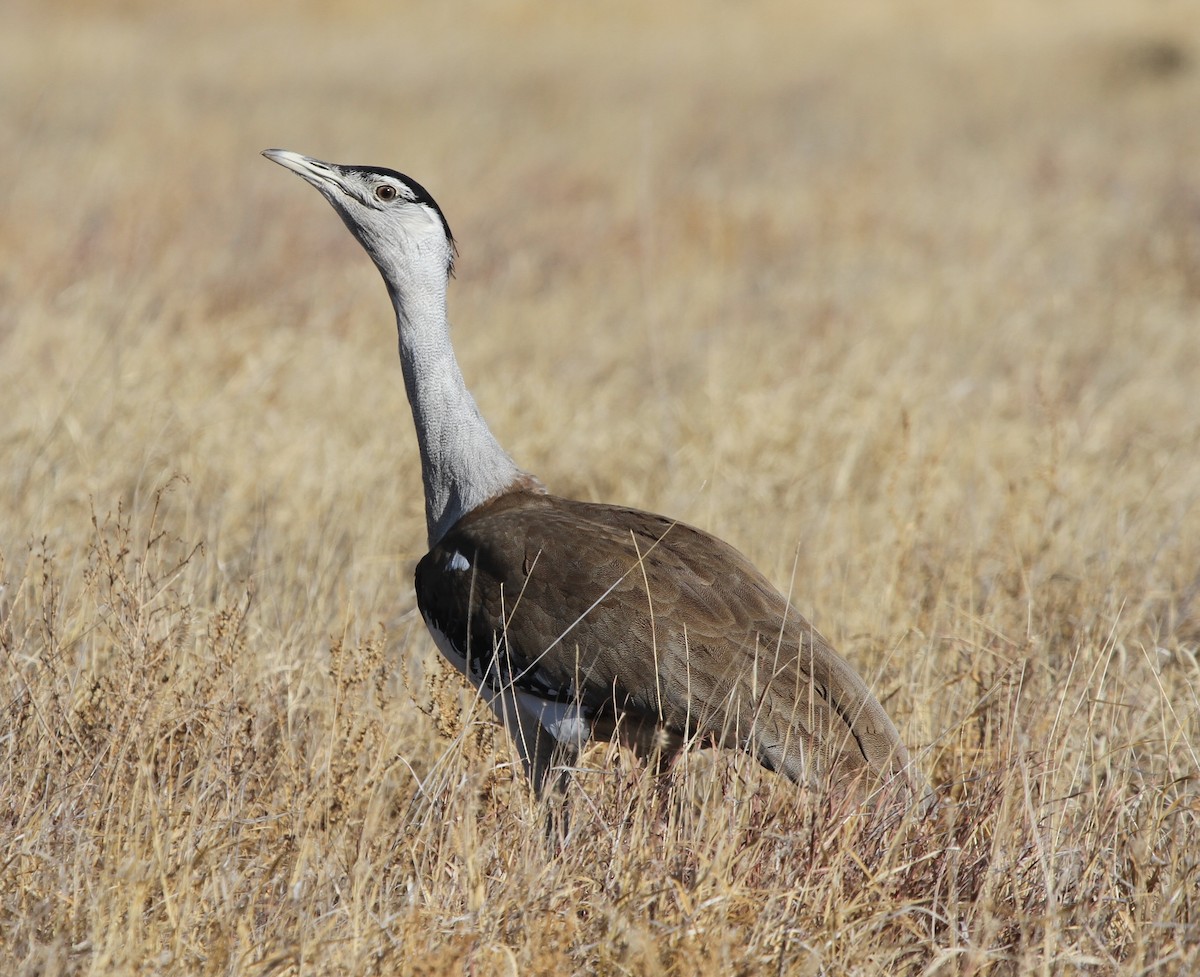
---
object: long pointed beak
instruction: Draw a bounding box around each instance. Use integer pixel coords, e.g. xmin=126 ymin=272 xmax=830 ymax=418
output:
xmin=262 ymin=149 xmax=347 ymax=195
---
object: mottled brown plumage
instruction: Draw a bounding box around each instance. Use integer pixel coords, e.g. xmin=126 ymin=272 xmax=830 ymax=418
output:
xmin=266 ymin=150 xmax=926 ymax=813
xmin=417 ymin=489 xmax=921 ymax=802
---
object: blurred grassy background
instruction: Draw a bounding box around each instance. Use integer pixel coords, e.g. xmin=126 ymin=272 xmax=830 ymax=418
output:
xmin=2 ymin=0 xmax=1199 ymax=973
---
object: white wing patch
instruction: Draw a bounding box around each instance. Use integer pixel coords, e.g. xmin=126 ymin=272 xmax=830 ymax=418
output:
xmin=446 ymin=551 xmax=471 ymax=572
xmin=516 ymin=693 xmax=592 ymax=748
xmin=422 ymin=615 xmax=592 ymax=750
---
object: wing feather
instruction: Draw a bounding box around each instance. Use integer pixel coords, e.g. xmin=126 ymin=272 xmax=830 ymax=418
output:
xmin=415 ymin=490 xmax=917 ymax=794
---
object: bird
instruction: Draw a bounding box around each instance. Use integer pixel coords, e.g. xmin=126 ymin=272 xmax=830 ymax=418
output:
xmin=264 ymin=148 xmax=928 ymax=809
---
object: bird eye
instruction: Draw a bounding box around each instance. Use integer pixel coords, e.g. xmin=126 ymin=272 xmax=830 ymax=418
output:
xmin=375 ymin=184 xmax=398 ymax=201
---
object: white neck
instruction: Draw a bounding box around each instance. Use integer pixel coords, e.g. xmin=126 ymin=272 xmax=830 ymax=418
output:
xmin=386 ymin=265 xmax=533 ymax=547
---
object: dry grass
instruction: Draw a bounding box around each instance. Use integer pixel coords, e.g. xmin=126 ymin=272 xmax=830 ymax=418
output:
xmin=3 ymin=0 xmax=1199 ymax=973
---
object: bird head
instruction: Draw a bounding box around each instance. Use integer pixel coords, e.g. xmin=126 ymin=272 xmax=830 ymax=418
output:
xmin=263 ymin=149 xmax=457 ymax=282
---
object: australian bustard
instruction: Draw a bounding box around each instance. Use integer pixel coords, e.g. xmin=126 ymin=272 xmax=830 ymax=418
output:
xmin=264 ymin=149 xmax=928 ymax=809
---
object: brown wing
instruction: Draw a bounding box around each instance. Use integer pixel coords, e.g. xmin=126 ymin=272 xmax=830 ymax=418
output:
xmin=416 ymin=490 xmax=916 ymax=793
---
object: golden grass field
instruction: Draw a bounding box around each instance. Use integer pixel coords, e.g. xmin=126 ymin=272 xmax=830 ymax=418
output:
xmin=3 ymin=0 xmax=1199 ymax=973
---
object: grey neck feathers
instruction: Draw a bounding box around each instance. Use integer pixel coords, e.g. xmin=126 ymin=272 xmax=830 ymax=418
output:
xmin=385 ymin=266 xmax=536 ymax=547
